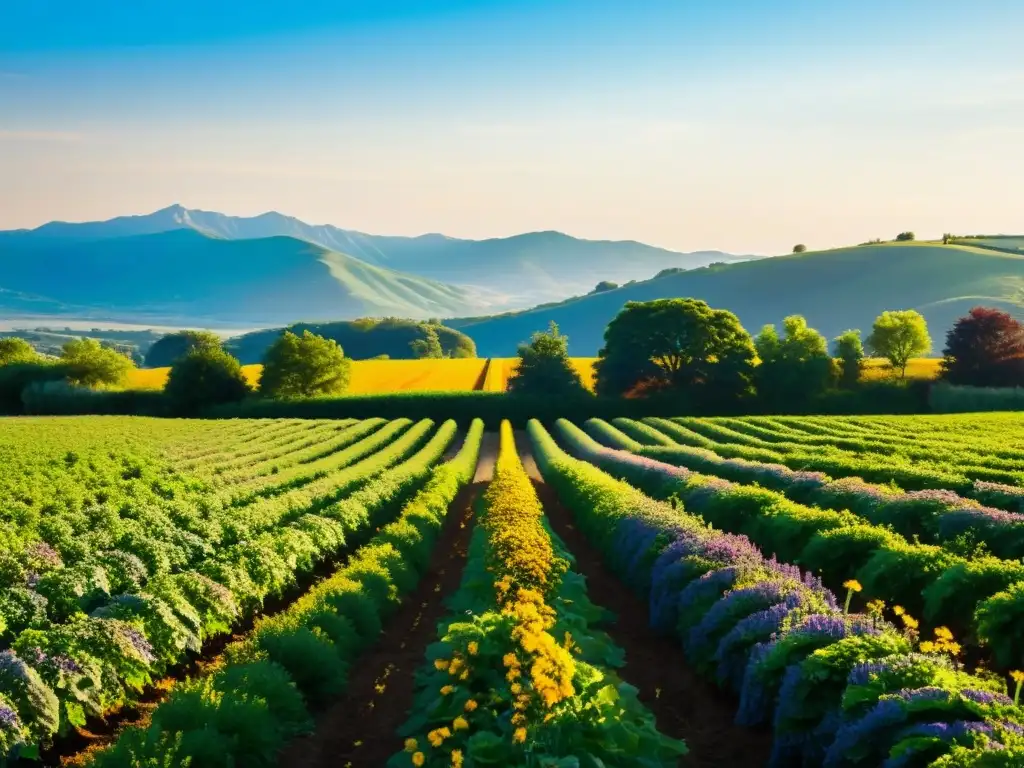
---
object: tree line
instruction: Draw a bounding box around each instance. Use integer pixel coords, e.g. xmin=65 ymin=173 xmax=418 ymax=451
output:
xmin=506 ymin=299 xmax=1024 ymax=410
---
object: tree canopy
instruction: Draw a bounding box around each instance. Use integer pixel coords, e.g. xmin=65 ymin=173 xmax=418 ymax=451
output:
xmin=866 ymin=310 xmax=931 ymax=378
xmin=833 ymin=329 xmax=865 ymax=389
xmin=792 ymin=244 xmax=807 ymax=253
xmin=259 ymin=330 xmax=351 ymax=398
xmin=146 ymin=330 xmax=224 ymax=368
xmin=895 ymin=231 xmax=916 ymax=242
xmin=0 ymin=338 xmax=40 ymax=367
xmin=591 ymin=281 xmax=619 ymax=294
xmin=60 ymin=338 xmax=135 ymax=387
xmin=165 ymin=347 xmax=251 ymax=414
xmin=506 ymin=322 xmax=588 ymax=398
xmin=409 ymin=326 xmax=444 ymax=359
xmin=594 ymin=298 xmax=756 ymax=404
xmin=754 ymin=315 xmax=834 ymax=406
xmin=940 ymin=307 xmax=1024 ymax=387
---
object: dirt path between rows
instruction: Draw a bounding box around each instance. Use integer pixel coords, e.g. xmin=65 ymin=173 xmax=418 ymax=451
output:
xmin=523 ymin=437 xmax=773 ymax=767
xmin=473 ymin=430 xmax=499 ymax=482
xmin=279 ymin=482 xmax=482 ymax=768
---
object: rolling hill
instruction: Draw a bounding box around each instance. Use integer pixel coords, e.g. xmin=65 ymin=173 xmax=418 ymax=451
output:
xmin=1 ymin=205 xmax=751 ymax=308
xmin=448 ymin=242 xmax=1024 ymax=356
xmin=0 ymin=229 xmax=492 ymax=325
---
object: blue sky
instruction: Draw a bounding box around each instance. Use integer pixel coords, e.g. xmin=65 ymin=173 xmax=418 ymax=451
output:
xmin=2 ymin=0 xmax=1022 ymax=253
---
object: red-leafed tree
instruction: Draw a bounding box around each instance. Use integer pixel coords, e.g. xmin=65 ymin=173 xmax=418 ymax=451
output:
xmin=940 ymin=307 xmax=1024 ymax=387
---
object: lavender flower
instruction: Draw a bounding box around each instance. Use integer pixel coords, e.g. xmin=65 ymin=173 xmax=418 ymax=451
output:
xmin=116 ymin=624 xmax=156 ymax=665
xmin=715 ymin=594 xmax=807 ymax=693
xmin=688 ymin=579 xmax=788 ymax=660
xmin=0 ymin=701 xmax=19 ymax=730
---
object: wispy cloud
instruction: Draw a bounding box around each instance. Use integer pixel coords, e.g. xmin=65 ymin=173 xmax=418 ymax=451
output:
xmin=0 ymin=130 xmax=84 ymax=142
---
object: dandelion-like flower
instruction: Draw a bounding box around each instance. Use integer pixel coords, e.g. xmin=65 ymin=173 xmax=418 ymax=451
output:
xmin=451 ymin=750 xmax=464 ymax=768
xmin=464 ymin=699 xmax=478 ymax=712
xmin=412 ymin=752 xmax=425 ymax=767
xmin=453 ymin=716 xmax=469 ymax=731
xmin=467 ymin=641 xmax=478 ymax=656
xmin=513 ymin=727 xmax=527 ymax=743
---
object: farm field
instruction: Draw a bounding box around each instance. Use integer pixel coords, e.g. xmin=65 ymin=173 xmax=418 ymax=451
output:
xmin=127 ymin=355 xmax=933 ymax=393
xmin=2 ymin=412 xmax=1023 ymax=766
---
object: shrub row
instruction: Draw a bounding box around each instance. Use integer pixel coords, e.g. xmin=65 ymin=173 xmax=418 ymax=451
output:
xmin=390 ymin=421 xmax=686 ymax=767
xmin=71 ymin=420 xmax=484 ymax=767
xmin=528 ymin=419 xmax=1024 ymax=767
xmin=0 ymin=420 xmax=456 ymax=762
xmin=643 ymin=416 xmax=1024 ymax=501
xmin=553 ymin=418 xmax=1024 ymax=669
xmin=596 ymin=418 xmax=1024 ymax=560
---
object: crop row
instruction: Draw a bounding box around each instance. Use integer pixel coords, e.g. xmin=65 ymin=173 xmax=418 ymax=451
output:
xmin=392 ymin=421 xmax=685 ymax=767
xmin=553 ymin=419 xmax=1024 ymax=669
xmin=528 ymin=419 xmax=1024 ymax=767
xmin=600 ymin=418 xmax=1024 ymax=560
xmin=683 ymin=415 xmax=1024 ymax=472
xmin=76 ymin=420 xmax=485 ymax=767
xmin=640 ymin=417 xmax=1024 ymax=512
xmin=0 ymin=419 xmax=456 ymax=761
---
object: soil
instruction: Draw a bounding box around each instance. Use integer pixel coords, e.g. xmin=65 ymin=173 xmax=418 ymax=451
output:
xmin=527 ymin=471 xmax=774 ymax=767
xmin=279 ymin=482 xmax=482 ymax=768
xmin=472 ymin=431 xmax=499 ymax=482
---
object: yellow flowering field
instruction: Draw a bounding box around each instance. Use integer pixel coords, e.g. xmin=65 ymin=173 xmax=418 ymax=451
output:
xmin=127 ymin=359 xmax=487 ymax=393
xmin=483 ymin=358 xmax=598 ymax=392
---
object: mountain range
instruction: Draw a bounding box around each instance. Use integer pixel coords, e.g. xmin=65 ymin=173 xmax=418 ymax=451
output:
xmin=0 ymin=205 xmax=747 ymax=326
xmin=2 ymin=205 xmax=1021 ymax=357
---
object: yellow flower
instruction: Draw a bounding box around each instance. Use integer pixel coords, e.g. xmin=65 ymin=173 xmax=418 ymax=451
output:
xmin=901 ymin=615 xmax=919 ymax=630
xmin=467 ymin=641 xmax=479 ymax=656
xmin=506 ymin=668 xmax=521 ymax=682
xmin=427 ymin=727 xmax=452 ymax=747
xmin=511 ymin=713 xmax=526 ymax=725
xmin=440 ymin=685 xmax=455 ymax=696
xmin=866 ymin=599 xmax=885 ymax=614
xmin=434 ymin=659 xmax=449 ymax=671
xmin=893 ymin=605 xmax=906 ymax=616
xmin=513 ymin=727 xmax=527 ymax=744
xmin=934 ymin=626 xmax=954 ymax=642
xmin=843 ymin=580 xmax=862 ymax=593
xmin=453 ymin=716 xmax=469 ymax=731
xmin=449 ymin=658 xmax=463 ymax=675
xmin=412 ymin=752 xmax=425 ymax=767
xmin=503 ymin=653 xmax=519 ymax=668
xmin=920 ymin=641 xmax=936 ymax=653
xmin=451 ymin=750 xmax=464 ymax=768
xmin=510 ymin=683 xmax=522 ymax=695
xmin=404 ymin=738 xmax=418 ymax=752
xmin=1011 ymin=671 xmax=1024 ymax=684
xmin=464 ymin=699 xmax=478 ymax=712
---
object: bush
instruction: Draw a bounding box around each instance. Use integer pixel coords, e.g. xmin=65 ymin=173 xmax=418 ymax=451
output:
xmin=929 ymin=383 xmax=1024 ymax=413
xmin=165 ymin=347 xmax=251 ymax=415
xmin=0 ymin=361 xmax=68 ymax=414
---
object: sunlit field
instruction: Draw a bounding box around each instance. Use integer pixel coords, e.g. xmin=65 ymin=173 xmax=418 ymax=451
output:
xmin=128 ymin=357 xmax=937 ymax=394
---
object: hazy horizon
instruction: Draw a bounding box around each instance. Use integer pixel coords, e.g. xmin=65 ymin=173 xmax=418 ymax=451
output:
xmin=3 ymin=0 xmax=1022 ymax=254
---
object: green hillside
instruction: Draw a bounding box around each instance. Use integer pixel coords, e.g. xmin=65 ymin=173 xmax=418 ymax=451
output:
xmin=224 ymin=318 xmax=477 ymax=365
xmin=0 ymin=229 xmax=489 ymax=325
xmin=449 ymin=242 xmax=1024 ymax=356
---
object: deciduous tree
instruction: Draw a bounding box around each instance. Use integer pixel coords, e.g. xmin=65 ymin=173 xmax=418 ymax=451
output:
xmin=754 ymin=315 xmax=834 ymax=407
xmin=259 ymin=331 xmax=351 ymax=398
xmin=146 ymin=330 xmax=223 ymax=368
xmin=60 ymin=338 xmax=134 ymax=387
xmin=833 ymin=329 xmax=865 ymax=389
xmin=940 ymin=307 xmax=1024 ymax=387
xmin=507 ymin=322 xmax=588 ymax=397
xmin=165 ymin=347 xmax=251 ymax=414
xmin=866 ymin=310 xmax=931 ymax=378
xmin=594 ymin=298 xmax=756 ymax=404
xmin=0 ymin=338 xmax=39 ymax=367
